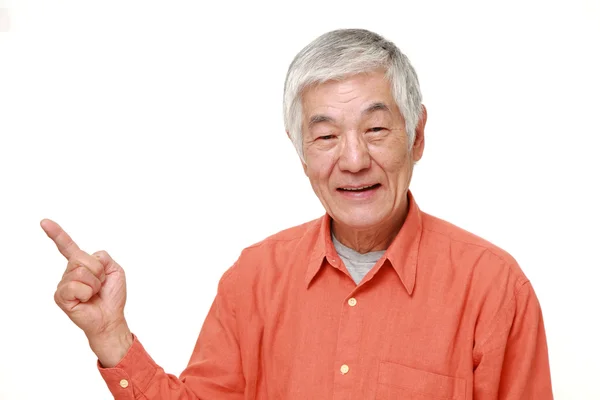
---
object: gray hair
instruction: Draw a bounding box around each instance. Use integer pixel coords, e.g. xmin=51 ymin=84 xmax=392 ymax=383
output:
xmin=283 ymin=29 xmax=423 ymax=161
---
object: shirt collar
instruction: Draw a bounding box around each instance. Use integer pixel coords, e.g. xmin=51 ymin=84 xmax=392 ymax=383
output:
xmin=305 ymin=190 xmax=423 ymax=295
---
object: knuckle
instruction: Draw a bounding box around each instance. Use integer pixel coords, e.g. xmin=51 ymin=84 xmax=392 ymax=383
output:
xmin=67 ymin=255 xmax=84 ymax=272
xmin=65 ymin=280 xmax=79 ymax=292
xmin=55 ymin=282 xmax=72 ymax=304
xmin=73 ymin=267 xmax=89 ymax=281
xmin=80 ymin=287 xmax=92 ymax=301
xmin=69 ymin=255 xmax=102 ymax=276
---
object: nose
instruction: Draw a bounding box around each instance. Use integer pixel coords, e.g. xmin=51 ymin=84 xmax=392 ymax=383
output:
xmin=337 ymin=132 xmax=371 ymax=173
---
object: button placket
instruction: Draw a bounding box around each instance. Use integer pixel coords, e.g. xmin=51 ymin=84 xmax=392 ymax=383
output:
xmin=332 ymin=289 xmax=363 ymax=399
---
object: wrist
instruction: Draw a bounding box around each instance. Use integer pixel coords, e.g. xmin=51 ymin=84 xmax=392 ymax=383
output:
xmin=88 ymin=322 xmax=133 ymax=368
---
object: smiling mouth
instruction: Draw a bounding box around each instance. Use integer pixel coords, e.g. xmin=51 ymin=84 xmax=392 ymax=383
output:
xmin=338 ymin=184 xmax=381 ymax=192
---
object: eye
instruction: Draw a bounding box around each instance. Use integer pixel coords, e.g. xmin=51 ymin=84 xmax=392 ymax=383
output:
xmin=318 ymin=135 xmax=336 ymax=140
xmin=368 ymin=127 xmax=386 ymax=133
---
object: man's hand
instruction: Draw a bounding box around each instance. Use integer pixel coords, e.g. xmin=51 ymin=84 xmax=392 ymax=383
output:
xmin=41 ymin=219 xmax=133 ymax=367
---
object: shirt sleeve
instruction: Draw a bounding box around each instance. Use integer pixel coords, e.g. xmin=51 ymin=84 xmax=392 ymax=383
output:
xmin=98 ymin=265 xmax=245 ymax=400
xmin=473 ymin=281 xmax=553 ymax=399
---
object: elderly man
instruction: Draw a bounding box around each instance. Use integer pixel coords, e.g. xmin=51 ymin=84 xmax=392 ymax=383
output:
xmin=42 ymin=29 xmax=553 ymax=399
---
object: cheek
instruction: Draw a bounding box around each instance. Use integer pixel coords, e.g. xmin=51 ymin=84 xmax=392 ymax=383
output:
xmin=304 ymin=164 xmax=332 ymax=194
xmin=390 ymin=152 xmax=410 ymax=172
xmin=305 ymin=151 xmax=336 ymax=181
xmin=369 ymin=132 xmax=408 ymax=162
xmin=369 ymin=146 xmax=411 ymax=179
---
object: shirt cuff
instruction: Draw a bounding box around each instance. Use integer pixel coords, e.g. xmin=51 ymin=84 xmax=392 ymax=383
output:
xmin=97 ymin=334 xmax=159 ymax=400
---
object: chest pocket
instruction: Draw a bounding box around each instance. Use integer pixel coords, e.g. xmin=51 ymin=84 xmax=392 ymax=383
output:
xmin=375 ymin=361 xmax=466 ymax=400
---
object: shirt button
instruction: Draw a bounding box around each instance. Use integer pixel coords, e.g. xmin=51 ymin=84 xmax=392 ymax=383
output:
xmin=340 ymin=364 xmax=350 ymax=375
xmin=348 ymin=298 xmax=357 ymax=307
xmin=119 ymin=379 xmax=129 ymax=388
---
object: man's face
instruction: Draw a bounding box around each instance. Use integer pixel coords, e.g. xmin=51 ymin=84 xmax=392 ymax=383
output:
xmin=301 ymin=70 xmax=425 ymax=231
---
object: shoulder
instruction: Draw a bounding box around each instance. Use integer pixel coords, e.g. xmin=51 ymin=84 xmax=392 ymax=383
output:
xmin=421 ymin=212 xmax=517 ymax=265
xmin=419 ymin=212 xmax=541 ymax=353
xmin=242 ymin=216 xmax=322 ymax=257
xmin=248 ymin=217 xmax=322 ymax=247
xmin=420 ymin=211 xmax=528 ymax=283
xmin=220 ymin=216 xmax=323 ymax=283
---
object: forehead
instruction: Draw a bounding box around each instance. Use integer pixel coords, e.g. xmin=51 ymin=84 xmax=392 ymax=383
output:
xmin=301 ymin=70 xmax=395 ymax=117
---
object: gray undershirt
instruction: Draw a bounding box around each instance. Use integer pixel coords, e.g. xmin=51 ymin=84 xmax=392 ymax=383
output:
xmin=332 ymin=234 xmax=386 ymax=285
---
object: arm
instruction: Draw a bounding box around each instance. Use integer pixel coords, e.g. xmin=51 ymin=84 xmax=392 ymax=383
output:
xmin=98 ymin=267 xmax=245 ymax=400
xmin=473 ymin=281 xmax=553 ymax=399
xmin=42 ymin=219 xmax=246 ymax=400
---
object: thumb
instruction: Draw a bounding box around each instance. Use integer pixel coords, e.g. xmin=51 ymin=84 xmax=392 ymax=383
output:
xmin=91 ymin=250 xmax=118 ymax=278
xmin=92 ymin=250 xmax=112 ymax=265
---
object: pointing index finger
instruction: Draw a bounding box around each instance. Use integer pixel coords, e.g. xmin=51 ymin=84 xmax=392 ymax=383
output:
xmin=40 ymin=219 xmax=81 ymax=260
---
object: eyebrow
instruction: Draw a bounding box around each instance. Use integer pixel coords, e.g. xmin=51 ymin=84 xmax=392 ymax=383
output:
xmin=308 ymin=114 xmax=334 ymax=129
xmin=362 ymin=102 xmax=391 ymax=115
xmin=307 ymin=102 xmax=391 ymax=129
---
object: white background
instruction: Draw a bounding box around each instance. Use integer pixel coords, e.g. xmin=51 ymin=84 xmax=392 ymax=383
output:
xmin=1 ymin=1 xmax=599 ymax=399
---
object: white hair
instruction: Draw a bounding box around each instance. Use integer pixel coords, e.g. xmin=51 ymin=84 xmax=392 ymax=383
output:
xmin=283 ymin=29 xmax=423 ymax=161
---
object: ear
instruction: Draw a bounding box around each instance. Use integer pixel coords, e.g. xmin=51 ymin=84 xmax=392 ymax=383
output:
xmin=302 ymin=161 xmax=309 ymax=176
xmin=412 ymin=105 xmax=427 ymax=163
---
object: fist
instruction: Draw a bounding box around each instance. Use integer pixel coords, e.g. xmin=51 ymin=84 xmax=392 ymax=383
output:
xmin=41 ymin=219 xmax=129 ymax=341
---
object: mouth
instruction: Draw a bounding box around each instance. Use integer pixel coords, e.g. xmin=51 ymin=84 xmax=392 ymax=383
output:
xmin=337 ymin=183 xmax=381 ymax=192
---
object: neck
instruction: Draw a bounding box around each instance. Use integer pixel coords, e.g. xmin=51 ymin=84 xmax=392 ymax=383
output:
xmin=331 ymin=198 xmax=410 ymax=254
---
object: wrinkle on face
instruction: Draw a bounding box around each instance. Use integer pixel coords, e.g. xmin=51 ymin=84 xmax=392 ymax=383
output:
xmin=299 ymin=70 xmax=424 ymax=253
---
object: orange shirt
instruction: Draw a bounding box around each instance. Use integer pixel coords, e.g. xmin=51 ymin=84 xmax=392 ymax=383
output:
xmin=99 ymin=192 xmax=553 ymax=399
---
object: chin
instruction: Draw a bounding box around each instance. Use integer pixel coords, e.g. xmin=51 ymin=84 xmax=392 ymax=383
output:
xmin=332 ymin=208 xmax=391 ymax=230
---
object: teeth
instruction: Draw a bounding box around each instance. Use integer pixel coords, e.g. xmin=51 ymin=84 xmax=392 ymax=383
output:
xmin=343 ymin=185 xmax=373 ymax=191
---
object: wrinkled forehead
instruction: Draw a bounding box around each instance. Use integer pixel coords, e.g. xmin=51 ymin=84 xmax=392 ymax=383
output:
xmin=300 ymin=71 xmax=400 ymax=122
